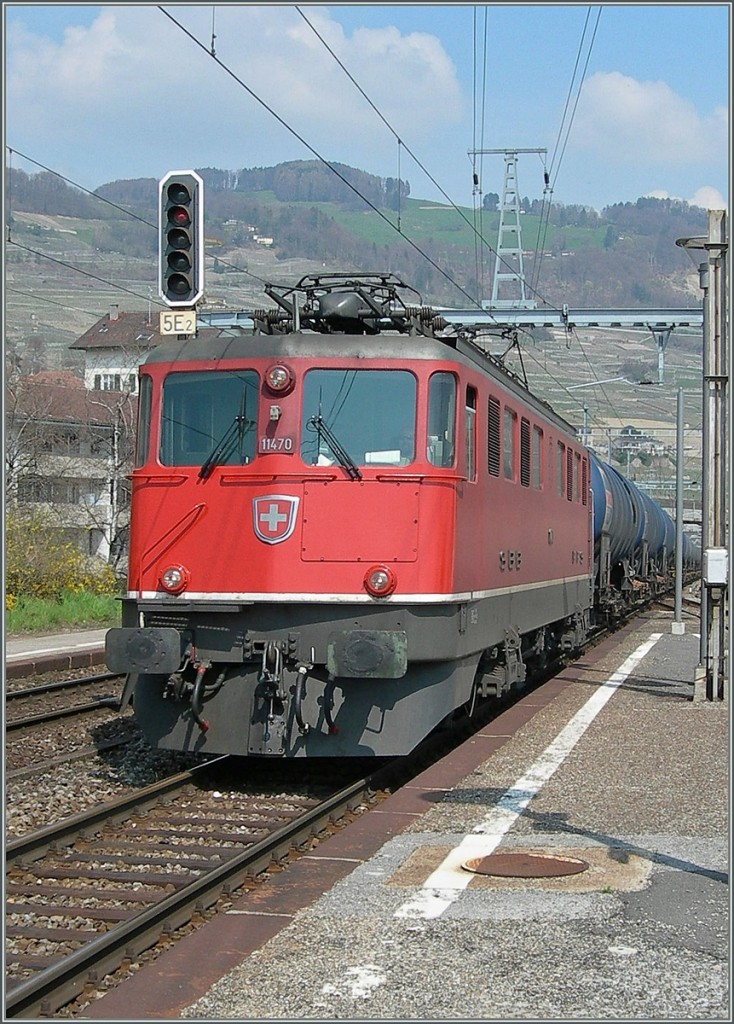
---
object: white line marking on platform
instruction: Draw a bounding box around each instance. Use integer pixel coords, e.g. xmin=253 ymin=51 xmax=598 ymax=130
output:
xmin=394 ymin=632 xmax=663 ymax=920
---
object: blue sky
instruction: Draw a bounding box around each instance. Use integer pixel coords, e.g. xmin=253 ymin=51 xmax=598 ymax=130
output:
xmin=3 ymin=3 xmax=730 ymax=211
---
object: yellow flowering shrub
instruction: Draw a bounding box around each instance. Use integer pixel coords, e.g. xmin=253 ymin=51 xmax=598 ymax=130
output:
xmin=5 ymin=509 xmax=118 ymax=599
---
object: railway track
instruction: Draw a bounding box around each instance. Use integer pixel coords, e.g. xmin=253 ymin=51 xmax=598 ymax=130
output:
xmin=5 ymin=755 xmax=389 ymax=1019
xmin=5 ymin=600 xmax=696 ymax=1017
xmin=5 ymin=672 xmax=123 ymax=732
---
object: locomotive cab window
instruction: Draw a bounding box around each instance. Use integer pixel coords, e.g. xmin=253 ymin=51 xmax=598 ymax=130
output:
xmin=503 ymin=407 xmax=517 ymax=480
xmin=160 ymin=370 xmax=259 ymax=467
xmin=300 ymin=369 xmax=416 ymax=467
xmin=465 ymin=386 xmax=477 ymax=480
xmin=532 ymin=424 xmax=543 ymax=488
xmin=556 ymin=441 xmax=565 ymax=497
xmin=134 ymin=374 xmax=152 ymax=468
xmin=427 ymin=372 xmax=456 ymax=467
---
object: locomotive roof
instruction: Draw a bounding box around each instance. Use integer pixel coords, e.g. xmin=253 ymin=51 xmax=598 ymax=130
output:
xmin=142 ymin=328 xmax=578 ymax=437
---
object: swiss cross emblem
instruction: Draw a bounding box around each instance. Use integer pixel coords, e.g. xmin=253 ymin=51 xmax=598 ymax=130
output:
xmin=252 ymin=495 xmax=300 ymax=544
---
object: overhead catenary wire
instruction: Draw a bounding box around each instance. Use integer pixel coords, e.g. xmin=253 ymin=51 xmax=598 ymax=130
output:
xmin=470 ymin=6 xmax=490 ymax=303
xmin=9 ymin=8 xmax=565 ymax=338
xmin=157 ymin=6 xmax=484 ymax=312
xmin=6 ymin=285 xmax=107 ymax=321
xmin=165 ymin=5 xmax=566 ymax=320
xmin=7 ymin=147 xmax=157 ymax=229
xmin=12 ymin=5 xmax=617 ymax=393
xmin=531 ymin=6 xmax=603 ymax=294
xmin=291 ymin=2 xmax=583 ymax=368
xmin=532 ymin=7 xmax=601 ymax=296
xmin=548 ymin=6 xmax=603 ymax=185
xmin=5 ymin=145 xmax=274 ymax=301
xmin=295 ymin=2 xmax=519 ymax=307
xmin=6 ymin=239 xmax=167 ymax=307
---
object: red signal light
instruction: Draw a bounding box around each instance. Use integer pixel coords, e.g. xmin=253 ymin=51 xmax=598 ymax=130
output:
xmin=168 ymin=206 xmax=190 ymax=227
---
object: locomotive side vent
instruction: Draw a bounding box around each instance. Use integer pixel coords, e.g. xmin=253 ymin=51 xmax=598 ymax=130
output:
xmin=145 ymin=612 xmax=190 ymax=630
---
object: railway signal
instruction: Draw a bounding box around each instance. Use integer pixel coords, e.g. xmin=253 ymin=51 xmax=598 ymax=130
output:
xmin=158 ymin=169 xmax=204 ymax=308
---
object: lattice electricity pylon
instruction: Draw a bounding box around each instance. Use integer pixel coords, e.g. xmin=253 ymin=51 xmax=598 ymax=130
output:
xmin=469 ymin=147 xmax=546 ymax=309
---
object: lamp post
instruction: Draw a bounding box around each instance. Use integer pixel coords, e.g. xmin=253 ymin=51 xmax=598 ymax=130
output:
xmin=672 ymin=388 xmax=685 ymax=635
xmin=676 ymin=211 xmax=729 ymax=701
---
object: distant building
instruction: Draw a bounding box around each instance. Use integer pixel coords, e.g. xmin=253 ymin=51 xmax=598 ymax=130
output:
xmin=5 ymin=370 xmax=137 ymax=564
xmin=69 ymin=304 xmax=163 ymax=394
xmin=8 ymin=306 xmax=226 ymax=565
xmin=69 ymin=303 xmax=221 ymax=393
xmin=615 ymin=424 xmax=664 ymax=456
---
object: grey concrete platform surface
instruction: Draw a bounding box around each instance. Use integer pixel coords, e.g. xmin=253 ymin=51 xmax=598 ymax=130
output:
xmin=4 ymin=628 xmax=108 ymax=663
xmin=4 ymin=628 xmax=108 ymax=678
xmin=83 ymin=612 xmax=730 ymax=1021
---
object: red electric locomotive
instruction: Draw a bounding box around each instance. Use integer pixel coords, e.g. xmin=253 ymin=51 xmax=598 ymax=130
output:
xmin=106 ymin=274 xmax=599 ymax=758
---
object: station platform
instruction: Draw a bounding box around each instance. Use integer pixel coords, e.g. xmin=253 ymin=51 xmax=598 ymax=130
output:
xmin=4 ymin=628 xmax=107 ymax=677
xmin=78 ymin=609 xmax=729 ymax=1020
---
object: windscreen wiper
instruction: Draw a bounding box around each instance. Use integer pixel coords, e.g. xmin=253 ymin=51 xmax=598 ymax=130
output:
xmin=199 ymin=394 xmax=255 ymax=479
xmin=308 ymin=415 xmax=362 ymax=480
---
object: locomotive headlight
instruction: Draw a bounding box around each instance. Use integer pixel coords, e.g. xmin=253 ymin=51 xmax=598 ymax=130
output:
xmin=265 ymin=363 xmax=295 ymax=394
xmin=364 ymin=565 xmax=397 ymax=598
xmin=159 ymin=564 xmax=190 ymax=594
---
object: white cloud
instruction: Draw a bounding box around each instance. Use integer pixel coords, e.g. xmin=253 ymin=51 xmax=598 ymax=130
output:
xmin=5 ymin=5 xmax=464 ymax=187
xmin=647 ymin=186 xmax=728 ymax=211
xmin=688 ymin=185 xmax=728 ymax=211
xmin=573 ymin=71 xmax=728 ymax=166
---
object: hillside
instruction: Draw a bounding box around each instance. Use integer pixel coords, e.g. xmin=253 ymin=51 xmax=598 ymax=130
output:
xmin=5 ymin=161 xmax=706 ymax=513
xmin=5 ymin=161 xmax=708 ymax=315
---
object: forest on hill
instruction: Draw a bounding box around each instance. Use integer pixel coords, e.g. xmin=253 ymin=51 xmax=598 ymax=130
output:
xmin=6 ymin=160 xmax=709 ymax=308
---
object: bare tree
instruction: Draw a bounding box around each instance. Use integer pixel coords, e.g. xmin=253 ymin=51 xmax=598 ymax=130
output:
xmin=5 ymin=371 xmax=137 ymax=570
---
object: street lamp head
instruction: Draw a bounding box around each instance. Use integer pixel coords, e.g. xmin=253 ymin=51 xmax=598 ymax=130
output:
xmin=675 ymin=236 xmax=707 ymax=251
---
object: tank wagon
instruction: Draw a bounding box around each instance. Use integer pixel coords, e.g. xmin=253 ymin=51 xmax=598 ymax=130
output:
xmin=106 ymin=274 xmax=699 ymax=759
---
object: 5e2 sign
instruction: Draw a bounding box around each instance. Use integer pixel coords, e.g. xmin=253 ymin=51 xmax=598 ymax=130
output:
xmin=159 ymin=310 xmax=196 ymax=335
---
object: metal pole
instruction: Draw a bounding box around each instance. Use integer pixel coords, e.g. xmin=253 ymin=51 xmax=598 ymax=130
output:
xmin=693 ymin=210 xmax=728 ymax=701
xmin=672 ymin=387 xmax=684 ymax=634
xmin=693 ymin=257 xmax=710 ymax=698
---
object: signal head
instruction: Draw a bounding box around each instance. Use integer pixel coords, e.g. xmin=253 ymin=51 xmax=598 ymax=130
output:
xmin=158 ymin=170 xmax=204 ymax=308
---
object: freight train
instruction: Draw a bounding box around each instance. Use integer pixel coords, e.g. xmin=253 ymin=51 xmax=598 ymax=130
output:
xmin=106 ymin=273 xmax=699 ymax=758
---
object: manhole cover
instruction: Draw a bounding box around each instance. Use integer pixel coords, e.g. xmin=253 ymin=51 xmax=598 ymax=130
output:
xmin=462 ymin=852 xmax=589 ymax=878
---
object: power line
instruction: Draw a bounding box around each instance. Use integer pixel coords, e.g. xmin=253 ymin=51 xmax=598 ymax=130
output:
xmin=6 ymin=147 xmax=156 ymax=228
xmin=5 ymin=146 xmax=273 ymax=292
xmin=6 ymin=285 xmax=106 ymax=320
xmin=548 ymin=7 xmax=603 ymax=185
xmin=296 ymin=2 xmax=516 ymax=301
xmin=531 ymin=7 xmax=603 ymax=294
xmin=158 ymin=5 xmax=493 ymax=313
xmin=6 ymin=239 xmax=164 ymax=306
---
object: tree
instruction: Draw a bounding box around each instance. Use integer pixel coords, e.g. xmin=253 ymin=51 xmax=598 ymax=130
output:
xmin=5 ymin=372 xmax=136 ymax=571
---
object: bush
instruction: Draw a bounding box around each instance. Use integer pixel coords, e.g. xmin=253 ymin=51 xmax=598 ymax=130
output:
xmin=5 ymin=508 xmax=119 ymax=605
